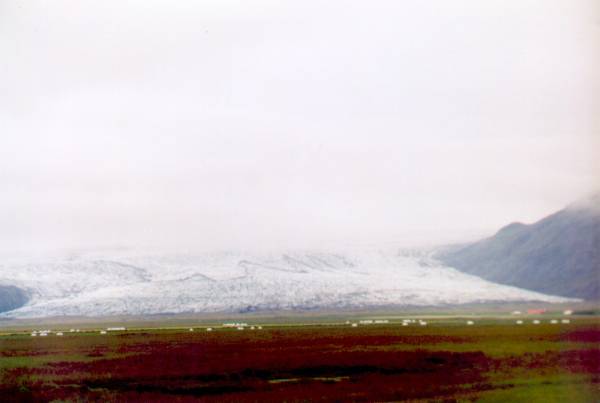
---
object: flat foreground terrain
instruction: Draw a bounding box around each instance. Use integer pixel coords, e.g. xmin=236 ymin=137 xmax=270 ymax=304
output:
xmin=1 ymin=317 xmax=599 ymax=402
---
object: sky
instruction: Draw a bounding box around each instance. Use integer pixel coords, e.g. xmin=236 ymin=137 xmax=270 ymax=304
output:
xmin=0 ymin=0 xmax=598 ymax=254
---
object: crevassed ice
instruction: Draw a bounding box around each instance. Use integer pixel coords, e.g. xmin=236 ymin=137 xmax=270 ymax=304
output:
xmin=0 ymin=249 xmax=575 ymax=318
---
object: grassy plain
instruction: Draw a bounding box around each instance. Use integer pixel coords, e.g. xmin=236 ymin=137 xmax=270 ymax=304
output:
xmin=0 ymin=315 xmax=598 ymax=402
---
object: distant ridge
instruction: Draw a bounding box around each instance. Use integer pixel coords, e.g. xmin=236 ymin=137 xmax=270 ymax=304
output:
xmin=0 ymin=285 xmax=29 ymax=313
xmin=437 ymin=193 xmax=600 ymax=300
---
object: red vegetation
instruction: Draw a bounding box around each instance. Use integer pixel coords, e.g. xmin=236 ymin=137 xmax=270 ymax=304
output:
xmin=1 ymin=325 xmax=598 ymax=402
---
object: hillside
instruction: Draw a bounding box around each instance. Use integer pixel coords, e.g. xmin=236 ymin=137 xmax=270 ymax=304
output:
xmin=437 ymin=194 xmax=600 ymax=300
xmin=0 ymin=285 xmax=29 ymax=313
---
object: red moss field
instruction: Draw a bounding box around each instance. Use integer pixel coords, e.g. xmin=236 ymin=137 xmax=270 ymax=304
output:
xmin=1 ymin=318 xmax=599 ymax=401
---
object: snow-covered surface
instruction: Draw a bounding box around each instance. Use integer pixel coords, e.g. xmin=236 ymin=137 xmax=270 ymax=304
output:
xmin=0 ymin=249 xmax=575 ymax=318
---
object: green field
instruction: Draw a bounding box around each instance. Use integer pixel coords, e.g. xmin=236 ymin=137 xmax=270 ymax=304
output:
xmin=1 ymin=314 xmax=598 ymax=402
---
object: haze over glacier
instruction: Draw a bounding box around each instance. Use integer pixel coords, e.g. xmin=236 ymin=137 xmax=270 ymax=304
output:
xmin=0 ymin=1 xmax=596 ymax=320
xmin=0 ymin=248 xmax=573 ymax=318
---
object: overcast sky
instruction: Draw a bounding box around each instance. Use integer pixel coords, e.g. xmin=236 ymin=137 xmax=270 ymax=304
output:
xmin=1 ymin=0 xmax=598 ymax=254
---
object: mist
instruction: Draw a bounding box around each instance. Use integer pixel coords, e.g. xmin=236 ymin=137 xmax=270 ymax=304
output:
xmin=1 ymin=0 xmax=598 ymax=254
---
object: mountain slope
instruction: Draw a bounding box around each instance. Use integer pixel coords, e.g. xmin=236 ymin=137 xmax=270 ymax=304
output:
xmin=437 ymin=194 xmax=600 ymax=300
xmin=0 ymin=249 xmax=573 ymax=318
xmin=0 ymin=285 xmax=29 ymax=313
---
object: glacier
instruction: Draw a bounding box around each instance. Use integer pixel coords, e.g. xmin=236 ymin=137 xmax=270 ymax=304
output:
xmin=0 ymin=249 xmax=575 ymax=318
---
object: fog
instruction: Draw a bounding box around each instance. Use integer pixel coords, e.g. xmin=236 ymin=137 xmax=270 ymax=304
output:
xmin=1 ymin=0 xmax=598 ymax=254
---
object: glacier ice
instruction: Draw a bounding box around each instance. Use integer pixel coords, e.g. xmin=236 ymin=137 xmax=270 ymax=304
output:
xmin=0 ymin=248 xmax=574 ymax=318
